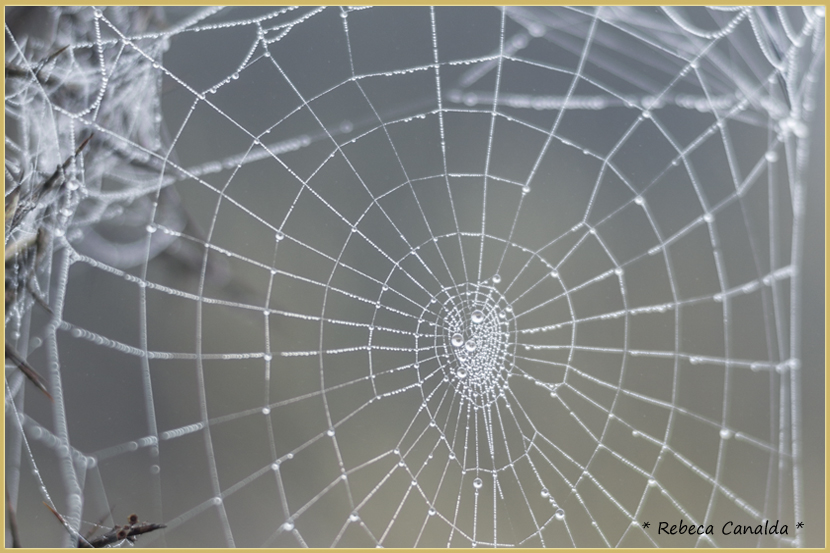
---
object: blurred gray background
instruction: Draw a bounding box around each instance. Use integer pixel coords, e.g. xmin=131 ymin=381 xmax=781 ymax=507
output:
xmin=6 ymin=6 xmax=824 ymax=548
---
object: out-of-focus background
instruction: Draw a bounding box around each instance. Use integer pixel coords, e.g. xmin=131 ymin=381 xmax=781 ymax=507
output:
xmin=5 ymin=6 xmax=824 ymax=548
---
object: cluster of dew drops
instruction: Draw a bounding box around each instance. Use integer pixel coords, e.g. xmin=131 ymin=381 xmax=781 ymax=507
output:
xmin=443 ymin=274 xmax=566 ymax=524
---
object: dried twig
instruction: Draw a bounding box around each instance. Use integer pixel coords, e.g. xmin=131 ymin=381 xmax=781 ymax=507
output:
xmin=45 ymin=503 xmax=166 ymax=548
xmin=5 ymin=343 xmax=52 ymax=401
xmin=43 ymin=502 xmax=92 ymax=547
xmin=4 ymin=45 xmax=68 ymax=85
xmin=6 ymin=488 xmax=21 ymax=548
xmin=8 ymin=133 xmax=93 ymax=233
xmin=83 ymin=513 xmax=166 ymax=548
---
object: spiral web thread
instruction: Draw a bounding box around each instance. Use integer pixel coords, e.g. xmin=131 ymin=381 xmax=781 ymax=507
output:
xmin=4 ymin=6 xmax=824 ymax=547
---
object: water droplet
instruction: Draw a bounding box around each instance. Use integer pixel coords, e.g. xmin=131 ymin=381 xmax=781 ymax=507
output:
xmin=719 ymin=428 xmax=732 ymax=439
xmin=451 ymin=333 xmax=464 ymax=347
xmin=473 ymin=477 xmax=483 ymax=489
xmin=703 ymin=213 xmax=714 ymax=223
xmin=614 ymin=268 xmax=623 ymax=276
xmin=150 ymin=464 xmax=160 ymax=475
xmin=529 ymin=23 xmax=545 ymax=37
xmin=555 ymin=508 xmax=565 ymax=521
xmin=232 ymin=72 xmax=239 ymax=80
xmin=522 ymin=185 xmax=530 ymax=194
xmin=471 ymin=310 xmax=484 ymax=324
xmin=492 ymin=274 xmax=501 ymax=284
xmin=457 ymin=368 xmax=467 ymax=379
xmin=464 ymin=340 xmax=476 ymax=352
xmin=213 ymin=497 xmax=222 ymax=506
xmin=550 ymin=269 xmax=558 ymax=278
xmin=264 ymin=353 xmax=273 ymax=361
xmin=632 ymin=430 xmax=640 ymax=437
xmin=349 ymin=512 xmax=360 ymax=522
xmin=282 ymin=521 xmax=294 ymax=532
xmin=541 ymin=488 xmax=549 ymax=498
xmin=648 ymin=478 xmax=657 ymax=487
xmin=634 ymin=196 xmax=644 ymax=205
xmin=275 ymin=231 xmax=284 ymax=241
xmin=262 ymin=407 xmax=271 ymax=415
xmin=765 ymin=150 xmax=778 ymax=163
xmin=428 ymin=507 xmax=436 ymax=516
xmin=327 ymin=428 xmax=335 ymax=437
xmin=339 ymin=120 xmax=354 ymax=134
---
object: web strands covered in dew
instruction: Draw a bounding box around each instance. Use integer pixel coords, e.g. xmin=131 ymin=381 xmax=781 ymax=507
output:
xmin=4 ymin=5 xmax=824 ymax=548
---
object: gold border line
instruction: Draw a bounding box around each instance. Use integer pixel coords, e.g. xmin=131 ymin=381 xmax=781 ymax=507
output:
xmin=2 ymin=4 xmax=826 ymax=552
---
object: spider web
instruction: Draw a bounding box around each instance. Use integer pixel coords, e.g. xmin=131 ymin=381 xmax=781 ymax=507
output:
xmin=4 ymin=6 xmax=825 ymax=548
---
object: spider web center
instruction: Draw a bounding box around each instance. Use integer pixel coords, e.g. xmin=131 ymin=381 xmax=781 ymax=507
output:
xmin=438 ymin=283 xmax=514 ymax=408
